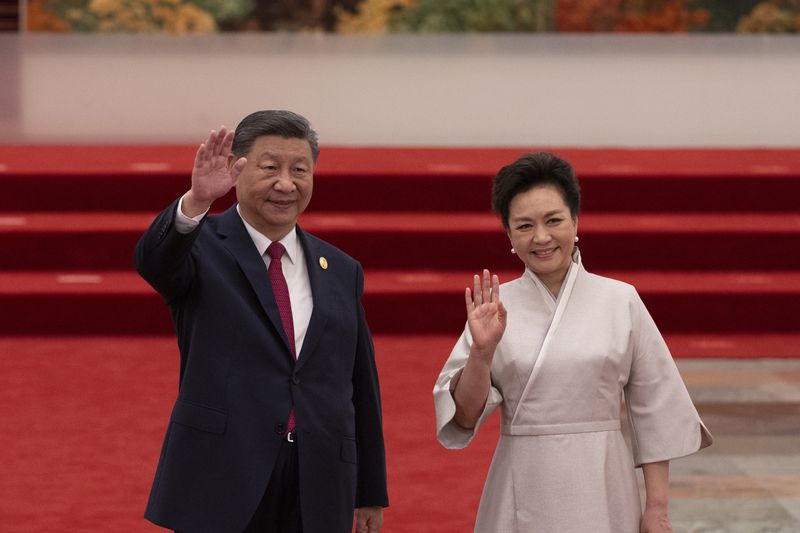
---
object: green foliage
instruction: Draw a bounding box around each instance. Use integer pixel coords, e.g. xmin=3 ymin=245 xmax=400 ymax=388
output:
xmin=695 ymin=0 xmax=761 ymax=31
xmin=45 ymin=0 xmax=97 ymax=32
xmin=389 ymin=0 xmax=554 ymax=32
xmin=188 ymin=0 xmax=254 ymax=23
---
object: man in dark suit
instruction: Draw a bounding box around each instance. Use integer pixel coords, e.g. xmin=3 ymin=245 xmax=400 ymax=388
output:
xmin=135 ymin=110 xmax=388 ymax=533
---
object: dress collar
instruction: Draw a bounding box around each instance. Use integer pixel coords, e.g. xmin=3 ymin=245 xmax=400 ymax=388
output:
xmin=523 ymin=247 xmax=582 ymax=302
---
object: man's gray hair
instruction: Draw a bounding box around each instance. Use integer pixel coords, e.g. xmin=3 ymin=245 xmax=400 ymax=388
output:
xmin=232 ymin=110 xmax=319 ymax=162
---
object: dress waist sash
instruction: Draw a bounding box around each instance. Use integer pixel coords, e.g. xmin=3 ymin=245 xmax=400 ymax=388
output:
xmin=501 ymin=419 xmax=621 ymax=436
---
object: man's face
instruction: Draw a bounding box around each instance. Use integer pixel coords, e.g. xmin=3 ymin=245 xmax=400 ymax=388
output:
xmin=233 ymin=135 xmax=314 ymax=241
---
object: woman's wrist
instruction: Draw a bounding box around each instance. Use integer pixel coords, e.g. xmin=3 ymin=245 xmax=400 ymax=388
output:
xmin=644 ymin=499 xmax=669 ymax=510
xmin=469 ymin=343 xmax=496 ymax=362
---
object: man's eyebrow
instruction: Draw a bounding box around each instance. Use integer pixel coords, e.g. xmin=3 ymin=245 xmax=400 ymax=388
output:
xmin=256 ymin=151 xmax=310 ymax=163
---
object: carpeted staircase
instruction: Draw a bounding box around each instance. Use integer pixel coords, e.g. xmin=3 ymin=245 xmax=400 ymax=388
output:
xmin=1 ymin=146 xmax=798 ymax=356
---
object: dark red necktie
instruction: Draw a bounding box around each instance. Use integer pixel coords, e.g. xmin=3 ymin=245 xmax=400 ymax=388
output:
xmin=267 ymin=242 xmax=296 ymax=433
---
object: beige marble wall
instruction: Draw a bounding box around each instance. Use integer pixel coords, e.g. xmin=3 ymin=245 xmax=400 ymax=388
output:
xmin=1 ymin=33 xmax=799 ymax=146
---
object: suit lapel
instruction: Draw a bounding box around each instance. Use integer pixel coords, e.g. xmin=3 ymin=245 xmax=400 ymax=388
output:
xmin=294 ymin=226 xmax=329 ymax=371
xmin=216 ymin=205 xmax=294 ymax=357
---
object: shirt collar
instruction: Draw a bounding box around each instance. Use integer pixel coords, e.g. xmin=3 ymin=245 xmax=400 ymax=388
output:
xmin=236 ymin=205 xmax=298 ymax=265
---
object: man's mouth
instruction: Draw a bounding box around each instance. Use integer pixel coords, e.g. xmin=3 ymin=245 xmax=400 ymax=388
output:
xmin=268 ymin=199 xmax=294 ymax=209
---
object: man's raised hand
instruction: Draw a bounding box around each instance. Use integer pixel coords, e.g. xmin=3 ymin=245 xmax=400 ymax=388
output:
xmin=182 ymin=127 xmax=248 ymax=217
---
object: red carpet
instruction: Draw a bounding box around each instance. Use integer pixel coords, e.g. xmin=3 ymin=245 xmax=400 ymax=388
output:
xmin=2 ymin=333 xmax=799 ymax=532
xmin=0 ymin=335 xmax=495 ymax=533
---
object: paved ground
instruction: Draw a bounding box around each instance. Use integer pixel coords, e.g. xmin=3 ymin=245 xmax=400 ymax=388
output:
xmin=663 ymin=360 xmax=800 ymax=533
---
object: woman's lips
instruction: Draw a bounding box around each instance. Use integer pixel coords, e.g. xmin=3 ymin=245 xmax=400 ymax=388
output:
xmin=531 ymin=248 xmax=557 ymax=258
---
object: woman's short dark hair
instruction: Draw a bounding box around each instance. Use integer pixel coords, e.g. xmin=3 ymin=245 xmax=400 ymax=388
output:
xmin=232 ymin=110 xmax=320 ymax=162
xmin=491 ymin=152 xmax=581 ymax=229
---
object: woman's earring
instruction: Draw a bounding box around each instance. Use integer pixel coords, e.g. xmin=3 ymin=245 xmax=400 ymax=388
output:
xmin=511 ymin=247 xmax=516 ymax=254
xmin=574 ymin=236 xmax=579 ymax=243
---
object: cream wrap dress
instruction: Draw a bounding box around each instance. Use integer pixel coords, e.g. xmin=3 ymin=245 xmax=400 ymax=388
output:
xmin=434 ymin=252 xmax=712 ymax=533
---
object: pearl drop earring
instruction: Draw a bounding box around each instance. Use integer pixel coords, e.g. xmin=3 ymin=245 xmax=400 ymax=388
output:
xmin=511 ymin=247 xmax=515 ymax=254
xmin=574 ymin=236 xmax=579 ymax=243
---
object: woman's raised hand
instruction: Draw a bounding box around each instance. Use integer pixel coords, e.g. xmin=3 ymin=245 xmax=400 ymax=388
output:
xmin=184 ymin=127 xmax=248 ymax=215
xmin=465 ymin=269 xmax=507 ymax=361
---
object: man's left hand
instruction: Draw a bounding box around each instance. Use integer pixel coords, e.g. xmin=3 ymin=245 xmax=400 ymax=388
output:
xmin=354 ymin=506 xmax=383 ymax=533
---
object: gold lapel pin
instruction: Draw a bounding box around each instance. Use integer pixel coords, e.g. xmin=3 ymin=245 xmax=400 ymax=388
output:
xmin=319 ymin=257 xmax=328 ymax=270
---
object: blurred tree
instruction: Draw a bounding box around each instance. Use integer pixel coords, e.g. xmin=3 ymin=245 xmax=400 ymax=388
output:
xmin=28 ymin=0 xmax=70 ymax=30
xmin=737 ymin=0 xmax=800 ymax=32
xmin=554 ymin=0 xmax=621 ymax=31
xmin=40 ymin=0 xmax=219 ymax=32
xmin=248 ymin=0 xmax=362 ymax=31
xmin=555 ymin=0 xmax=710 ymax=32
xmin=697 ymin=0 xmax=760 ymax=31
xmin=336 ymin=0 xmax=415 ymax=33
xmin=191 ymin=0 xmax=254 ymax=26
xmin=389 ymin=0 xmax=556 ymax=32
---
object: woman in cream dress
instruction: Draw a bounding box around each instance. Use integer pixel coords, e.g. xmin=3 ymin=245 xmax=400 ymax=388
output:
xmin=433 ymin=153 xmax=712 ymax=533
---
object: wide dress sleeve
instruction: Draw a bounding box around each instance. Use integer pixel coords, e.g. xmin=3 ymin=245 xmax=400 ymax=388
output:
xmin=624 ymin=290 xmax=713 ymax=466
xmin=433 ymin=324 xmax=504 ymax=450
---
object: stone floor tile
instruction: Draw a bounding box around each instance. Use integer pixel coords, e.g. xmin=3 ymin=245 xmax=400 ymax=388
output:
xmin=673 ymin=522 xmax=800 ymax=533
xmin=731 ymin=455 xmax=800 ymax=476
xmin=670 ymin=498 xmax=796 ymax=522
xmin=777 ymin=498 xmax=800 ymax=526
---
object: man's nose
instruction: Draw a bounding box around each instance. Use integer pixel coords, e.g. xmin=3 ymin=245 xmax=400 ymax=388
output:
xmin=273 ymin=170 xmax=294 ymax=191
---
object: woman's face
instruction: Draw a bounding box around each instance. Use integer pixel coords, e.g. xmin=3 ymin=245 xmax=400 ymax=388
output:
xmin=507 ymin=185 xmax=578 ymax=294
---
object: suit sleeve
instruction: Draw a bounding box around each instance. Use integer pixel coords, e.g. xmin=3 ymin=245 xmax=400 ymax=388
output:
xmin=134 ymin=198 xmax=203 ymax=304
xmin=351 ymin=263 xmax=389 ymax=508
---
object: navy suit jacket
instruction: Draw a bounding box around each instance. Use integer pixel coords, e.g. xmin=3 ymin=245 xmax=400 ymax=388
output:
xmin=135 ymin=200 xmax=388 ymax=533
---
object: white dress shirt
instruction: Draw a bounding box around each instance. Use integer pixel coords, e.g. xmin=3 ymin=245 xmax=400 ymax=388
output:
xmin=175 ymin=195 xmax=314 ymax=357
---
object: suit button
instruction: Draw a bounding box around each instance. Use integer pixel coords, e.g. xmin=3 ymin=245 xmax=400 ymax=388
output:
xmin=292 ymin=376 xmax=301 ymax=385
xmin=274 ymin=423 xmax=285 ymax=434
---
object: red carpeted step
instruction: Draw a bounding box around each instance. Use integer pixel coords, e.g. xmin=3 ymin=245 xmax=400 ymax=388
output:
xmin=362 ymin=270 xmax=800 ymax=334
xmin=3 ymin=146 xmax=800 ymax=177
xmin=1 ymin=270 xmax=797 ymax=335
xmin=2 ymin=146 xmax=799 ymax=176
xmin=1 ymin=212 xmax=798 ymax=270
xmin=4 ymin=172 xmax=800 ymax=213
xmin=2 ymin=146 xmax=799 ymax=212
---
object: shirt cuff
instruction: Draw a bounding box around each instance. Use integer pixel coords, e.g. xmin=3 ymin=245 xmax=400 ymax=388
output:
xmin=175 ymin=194 xmax=208 ymax=234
